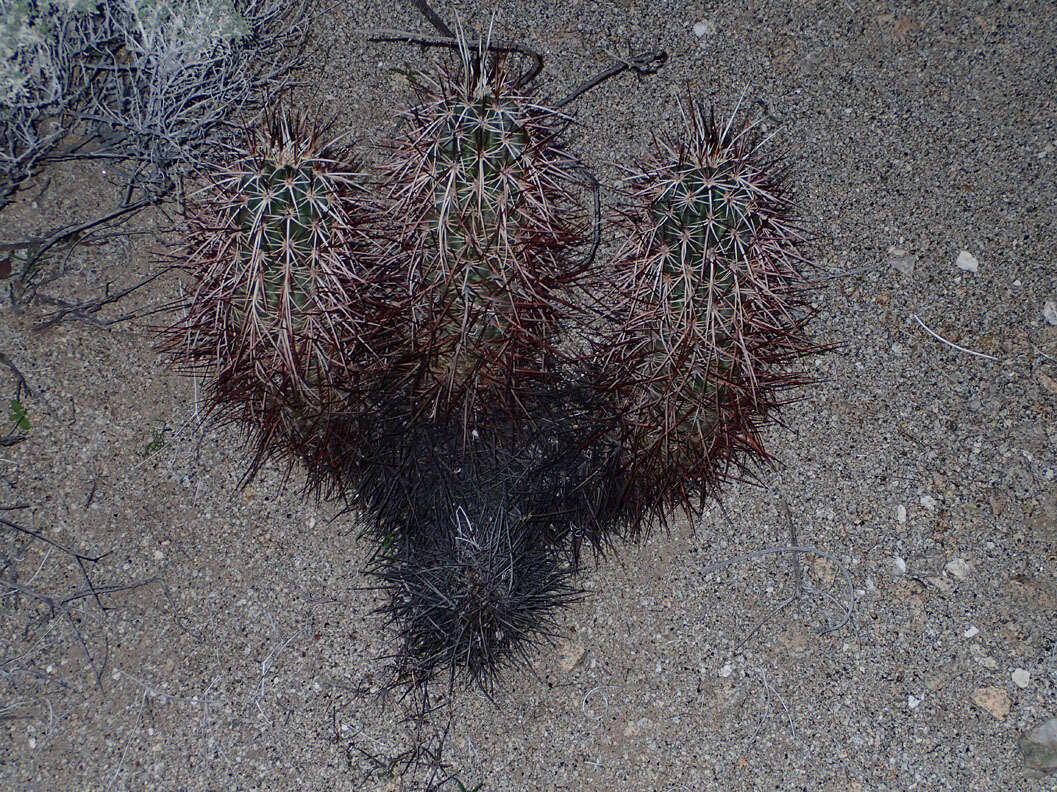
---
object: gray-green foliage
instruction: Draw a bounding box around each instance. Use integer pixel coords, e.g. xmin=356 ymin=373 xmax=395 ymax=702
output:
xmin=0 ymin=0 xmax=100 ymax=106
xmin=0 ymin=0 xmax=310 ymax=207
xmin=0 ymin=0 xmax=104 ymax=204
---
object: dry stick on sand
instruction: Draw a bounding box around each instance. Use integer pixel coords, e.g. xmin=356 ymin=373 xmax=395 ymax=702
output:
xmin=701 ymin=499 xmax=857 ymax=653
xmin=1 ymin=513 xmax=158 ymax=689
xmin=911 ymin=313 xmax=1001 ymax=361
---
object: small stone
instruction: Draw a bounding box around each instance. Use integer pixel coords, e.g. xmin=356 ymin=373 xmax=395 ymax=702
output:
xmin=970 ymin=643 xmax=999 ymax=670
xmin=1020 ymin=717 xmax=1057 ymax=774
xmin=924 ymin=672 xmax=947 ymax=692
xmin=945 ymin=558 xmax=972 ymax=580
xmin=971 ymin=686 xmax=1010 ymax=720
xmin=692 ymin=19 xmax=717 ymax=37
xmin=928 ymin=575 xmax=953 ymax=595
xmin=557 ymin=639 xmax=585 ymax=672
xmin=1012 ymin=669 xmax=1031 ymax=688
xmin=888 ymin=246 xmax=917 ymax=274
xmin=964 ymin=625 xmax=980 ymax=639
xmin=811 ymin=556 xmax=836 ymax=584
xmin=718 ymin=663 xmax=733 ymax=678
xmin=896 ymin=504 xmax=907 ymax=523
xmin=1044 ymin=300 xmax=1057 ymax=326
xmin=920 ymin=494 xmax=937 ymax=510
xmin=907 ymin=694 xmax=922 ymax=709
xmin=893 ymin=556 xmax=907 ymax=574
xmin=956 ymin=250 xmax=979 ymax=272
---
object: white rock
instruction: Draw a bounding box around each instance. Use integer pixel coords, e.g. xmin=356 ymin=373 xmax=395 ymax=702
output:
xmin=945 ymin=558 xmax=972 ymax=580
xmin=1012 ymin=668 xmax=1031 ymax=688
xmin=907 ymin=694 xmax=922 ymax=709
xmin=896 ymin=504 xmax=907 ymax=523
xmin=956 ymin=250 xmax=979 ymax=272
xmin=920 ymin=494 xmax=937 ymax=510
xmin=964 ymin=625 xmax=980 ymax=639
xmin=893 ymin=556 xmax=907 ymax=574
xmin=718 ymin=663 xmax=733 ymax=678
xmin=1044 ymin=300 xmax=1057 ymax=326
xmin=888 ymin=246 xmax=917 ymax=275
xmin=692 ymin=19 xmax=717 ymax=37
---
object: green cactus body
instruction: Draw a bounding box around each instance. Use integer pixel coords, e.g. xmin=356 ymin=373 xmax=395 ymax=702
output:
xmin=167 ymin=113 xmax=381 ymax=486
xmin=651 ymin=162 xmax=757 ymax=311
xmin=430 ymin=98 xmax=529 ymax=259
xmin=424 ymin=95 xmax=530 ymax=355
xmin=385 ymin=50 xmax=583 ymax=415
xmin=233 ymin=161 xmax=331 ymax=320
xmin=606 ymin=99 xmax=812 ymax=499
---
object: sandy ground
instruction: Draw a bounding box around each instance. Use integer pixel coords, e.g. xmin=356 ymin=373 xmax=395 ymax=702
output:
xmin=1 ymin=1 xmax=1056 ymax=790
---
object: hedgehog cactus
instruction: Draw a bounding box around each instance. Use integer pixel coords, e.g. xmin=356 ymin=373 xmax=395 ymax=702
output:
xmin=602 ymin=99 xmax=815 ymax=511
xmin=383 ymin=41 xmax=584 ymax=416
xmin=165 ymin=112 xmax=385 ymax=483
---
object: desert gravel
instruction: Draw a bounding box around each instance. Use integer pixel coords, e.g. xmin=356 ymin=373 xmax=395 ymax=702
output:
xmin=1 ymin=1 xmax=1055 ymax=790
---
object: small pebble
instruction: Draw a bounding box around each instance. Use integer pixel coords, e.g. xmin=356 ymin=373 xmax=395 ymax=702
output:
xmin=557 ymin=639 xmax=585 ymax=672
xmin=907 ymin=694 xmax=922 ymax=709
xmin=920 ymin=494 xmax=937 ymax=510
xmin=692 ymin=20 xmax=716 ymax=37
xmin=893 ymin=556 xmax=907 ymax=574
xmin=1039 ymin=372 xmax=1057 ymax=396
xmin=964 ymin=625 xmax=980 ymax=639
xmin=1044 ymin=300 xmax=1057 ymax=326
xmin=718 ymin=663 xmax=733 ymax=678
xmin=971 ymin=643 xmax=999 ymax=670
xmin=1020 ymin=717 xmax=1057 ymax=773
xmin=888 ymin=246 xmax=917 ymax=275
xmin=896 ymin=504 xmax=907 ymax=523
xmin=956 ymin=250 xmax=979 ymax=272
xmin=971 ymin=686 xmax=1010 ymax=720
xmin=945 ymin=558 xmax=972 ymax=580
xmin=1012 ymin=669 xmax=1031 ymax=688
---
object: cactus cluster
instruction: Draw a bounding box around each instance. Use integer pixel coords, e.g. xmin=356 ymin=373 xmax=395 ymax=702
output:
xmin=165 ymin=36 xmax=816 ymax=694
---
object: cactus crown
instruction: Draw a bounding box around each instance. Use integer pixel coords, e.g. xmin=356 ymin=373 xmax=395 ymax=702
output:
xmin=429 ymin=95 xmax=531 ymax=261
xmin=231 ymin=147 xmax=334 ymax=317
xmin=651 ymin=159 xmax=759 ymax=310
xmin=212 ymin=114 xmax=363 ymax=357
